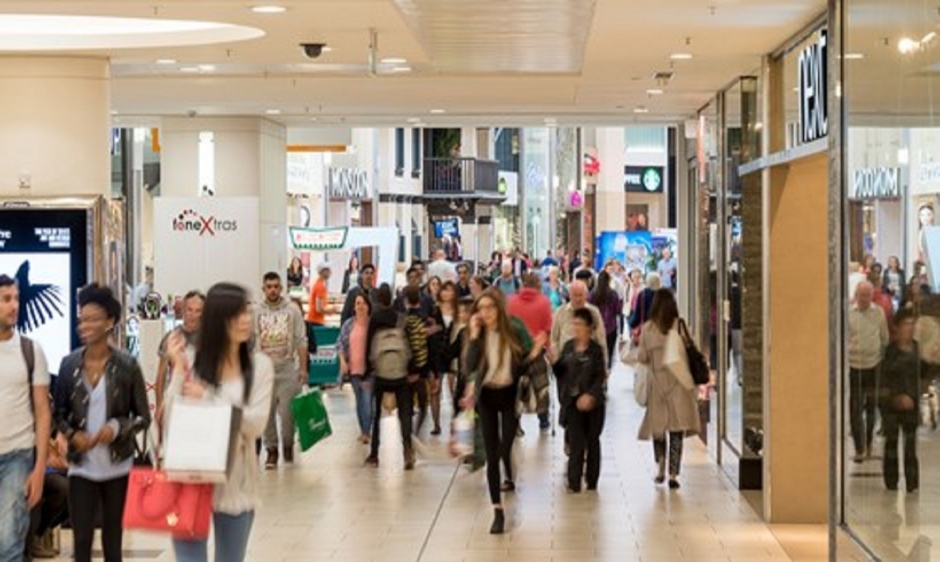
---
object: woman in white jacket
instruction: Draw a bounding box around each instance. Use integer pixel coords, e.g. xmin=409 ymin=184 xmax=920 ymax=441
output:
xmin=637 ymin=289 xmax=700 ymax=489
xmin=166 ymin=283 xmax=274 ymax=562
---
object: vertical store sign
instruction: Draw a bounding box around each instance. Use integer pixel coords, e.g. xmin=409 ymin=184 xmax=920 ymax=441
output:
xmin=798 ymin=29 xmax=828 ymax=144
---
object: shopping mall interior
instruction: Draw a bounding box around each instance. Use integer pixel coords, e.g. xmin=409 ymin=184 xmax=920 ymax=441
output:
xmin=2 ymin=0 xmax=940 ymax=560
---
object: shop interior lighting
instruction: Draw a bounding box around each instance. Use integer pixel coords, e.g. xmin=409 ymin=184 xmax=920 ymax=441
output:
xmin=251 ymin=5 xmax=287 ymax=13
xmin=670 ymin=53 xmax=693 ymax=60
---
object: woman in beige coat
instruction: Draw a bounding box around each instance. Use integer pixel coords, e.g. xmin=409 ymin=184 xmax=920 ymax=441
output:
xmin=637 ymin=289 xmax=700 ymax=489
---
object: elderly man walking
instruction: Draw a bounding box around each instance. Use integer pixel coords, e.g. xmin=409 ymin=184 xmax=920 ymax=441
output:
xmin=848 ymin=281 xmax=889 ymax=463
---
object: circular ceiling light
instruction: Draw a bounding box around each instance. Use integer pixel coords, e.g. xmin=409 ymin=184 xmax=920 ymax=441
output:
xmin=0 ymin=14 xmax=264 ymax=51
xmin=251 ymin=5 xmax=286 ymax=14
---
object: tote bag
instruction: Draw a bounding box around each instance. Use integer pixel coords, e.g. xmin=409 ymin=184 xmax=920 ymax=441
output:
xmin=163 ymin=399 xmax=242 ymax=483
xmin=292 ymin=387 xmax=333 ymax=451
xmin=663 ymin=324 xmax=695 ymax=390
xmin=634 ymin=363 xmax=650 ymax=407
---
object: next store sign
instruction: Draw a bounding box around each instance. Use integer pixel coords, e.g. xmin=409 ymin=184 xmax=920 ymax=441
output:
xmin=798 ymin=29 xmax=828 ymax=144
xmin=624 ymin=166 xmax=664 ymax=193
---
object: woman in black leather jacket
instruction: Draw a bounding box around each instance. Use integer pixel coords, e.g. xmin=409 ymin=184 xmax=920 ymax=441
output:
xmin=53 ymin=284 xmax=149 ymax=562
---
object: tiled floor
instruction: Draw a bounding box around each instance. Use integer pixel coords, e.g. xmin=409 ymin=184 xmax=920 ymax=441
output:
xmin=47 ymin=363 xmax=844 ymax=561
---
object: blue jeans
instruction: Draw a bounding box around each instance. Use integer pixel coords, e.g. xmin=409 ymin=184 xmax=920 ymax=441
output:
xmin=0 ymin=448 xmax=33 ymax=562
xmin=173 ymin=511 xmax=255 ymax=562
xmin=350 ymin=376 xmax=374 ymax=436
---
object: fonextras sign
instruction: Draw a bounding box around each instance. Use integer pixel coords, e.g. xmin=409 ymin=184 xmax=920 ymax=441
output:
xmin=798 ymin=29 xmax=828 ymax=144
xmin=154 ymin=197 xmax=260 ymax=299
xmin=624 ymin=166 xmax=664 ymax=193
xmin=172 ymin=208 xmax=238 ymax=236
xmin=328 ymin=168 xmax=370 ymax=200
xmin=851 ymin=167 xmax=901 ymax=200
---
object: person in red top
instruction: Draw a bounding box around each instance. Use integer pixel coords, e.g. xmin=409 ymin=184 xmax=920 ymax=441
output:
xmin=507 ymin=272 xmax=554 ymax=430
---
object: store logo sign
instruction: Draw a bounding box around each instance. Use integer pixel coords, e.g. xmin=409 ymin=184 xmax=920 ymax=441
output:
xmin=172 ymin=208 xmax=238 ymax=236
xmin=920 ymin=162 xmax=940 ymax=185
xmin=290 ymin=226 xmax=349 ymax=250
xmin=851 ymin=167 xmax=901 ymax=200
xmin=798 ymin=29 xmax=828 ymax=144
xmin=328 ymin=168 xmax=369 ymax=200
xmin=624 ymin=166 xmax=664 ymax=193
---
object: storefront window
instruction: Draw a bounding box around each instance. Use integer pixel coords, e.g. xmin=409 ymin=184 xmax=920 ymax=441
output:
xmin=523 ymin=128 xmax=551 ymax=257
xmin=842 ymin=0 xmax=940 ymax=555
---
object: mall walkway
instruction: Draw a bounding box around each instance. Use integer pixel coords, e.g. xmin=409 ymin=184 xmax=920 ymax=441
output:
xmin=56 ymin=364 xmax=839 ymax=562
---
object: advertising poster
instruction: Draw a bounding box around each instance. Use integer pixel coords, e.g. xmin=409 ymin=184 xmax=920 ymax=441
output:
xmin=0 ymin=208 xmax=89 ymax=372
xmin=596 ymin=228 xmax=679 ymax=280
xmin=154 ymin=197 xmax=260 ymax=300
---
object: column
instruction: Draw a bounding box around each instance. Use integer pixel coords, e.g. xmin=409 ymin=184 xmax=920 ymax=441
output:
xmin=0 ymin=57 xmax=110 ymax=197
xmin=594 ymin=127 xmax=626 ymax=233
xmin=160 ymin=116 xmax=287 ymax=279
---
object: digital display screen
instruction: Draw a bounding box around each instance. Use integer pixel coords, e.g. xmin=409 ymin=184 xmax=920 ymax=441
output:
xmin=0 ymin=208 xmax=89 ymax=373
xmin=434 ymin=219 xmax=459 ymax=239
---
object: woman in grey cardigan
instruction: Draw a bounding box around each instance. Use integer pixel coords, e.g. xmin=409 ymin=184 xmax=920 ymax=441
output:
xmin=637 ymin=289 xmax=700 ymax=489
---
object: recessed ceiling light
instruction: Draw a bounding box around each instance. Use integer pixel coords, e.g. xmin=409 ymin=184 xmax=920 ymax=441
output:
xmin=634 ymin=107 xmax=649 ymax=114
xmin=390 ymin=66 xmax=412 ymax=73
xmin=251 ymin=5 xmax=286 ymax=13
xmin=670 ymin=53 xmax=693 ymax=60
xmin=155 ymin=58 xmax=177 ymax=64
xmin=265 ymin=109 xmax=281 ymax=115
xmin=646 ymin=89 xmax=664 ymax=95
xmin=321 ymin=46 xmax=332 ymax=53
xmin=381 ymin=57 xmax=407 ymax=64
xmin=407 ymin=117 xmax=421 ymax=123
xmin=180 ymin=66 xmax=199 ymax=73
xmin=843 ymin=53 xmax=865 ymax=60
xmin=898 ymin=37 xmax=920 ymax=54
xmin=430 ymin=109 xmax=445 ymax=114
xmin=198 ymin=64 xmax=215 ymax=72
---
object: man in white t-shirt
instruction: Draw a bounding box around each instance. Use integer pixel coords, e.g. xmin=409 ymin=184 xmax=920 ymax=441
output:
xmin=0 ymin=274 xmax=51 ymax=560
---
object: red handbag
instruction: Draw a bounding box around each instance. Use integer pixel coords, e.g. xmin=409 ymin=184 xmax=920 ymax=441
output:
xmin=122 ymin=466 xmax=213 ymax=540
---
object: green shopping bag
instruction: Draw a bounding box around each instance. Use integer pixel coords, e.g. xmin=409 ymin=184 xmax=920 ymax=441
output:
xmin=291 ymin=388 xmax=332 ymax=452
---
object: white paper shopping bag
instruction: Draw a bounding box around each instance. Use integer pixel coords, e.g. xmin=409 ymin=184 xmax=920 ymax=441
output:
xmin=163 ymin=398 xmax=241 ymax=483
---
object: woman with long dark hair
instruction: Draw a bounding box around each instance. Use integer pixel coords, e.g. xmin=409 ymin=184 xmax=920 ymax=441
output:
xmin=636 ymin=289 xmax=700 ymax=490
xmin=54 ymin=284 xmax=150 ymax=562
xmin=590 ymin=270 xmax=623 ymax=370
xmin=339 ymin=293 xmax=374 ymax=443
xmin=168 ymin=283 xmax=274 ymax=562
xmin=341 ymin=254 xmax=360 ymax=294
xmin=461 ymin=289 xmax=542 ymax=534
xmin=286 ymin=257 xmax=304 ymax=289
xmin=426 ymin=281 xmax=458 ymax=435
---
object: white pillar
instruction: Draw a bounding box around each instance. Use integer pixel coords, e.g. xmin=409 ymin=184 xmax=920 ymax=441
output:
xmin=0 ymin=57 xmax=110 ymax=197
xmin=594 ymin=127 xmax=627 ymax=233
xmin=160 ymin=117 xmax=287 ymax=280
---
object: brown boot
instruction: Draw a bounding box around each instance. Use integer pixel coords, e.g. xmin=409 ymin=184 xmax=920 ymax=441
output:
xmin=265 ymin=447 xmax=278 ymax=470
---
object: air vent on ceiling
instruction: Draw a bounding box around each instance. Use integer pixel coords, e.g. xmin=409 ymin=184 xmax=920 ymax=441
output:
xmin=652 ymin=70 xmax=674 ymax=83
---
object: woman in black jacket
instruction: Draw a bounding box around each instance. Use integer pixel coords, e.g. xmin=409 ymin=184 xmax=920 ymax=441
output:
xmin=54 ymin=284 xmax=149 ymax=562
xmin=553 ymin=307 xmax=607 ymax=493
xmin=881 ymin=308 xmax=928 ymax=493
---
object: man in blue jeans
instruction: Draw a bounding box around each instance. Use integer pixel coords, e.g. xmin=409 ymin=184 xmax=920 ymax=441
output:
xmin=0 ymin=274 xmax=52 ymax=561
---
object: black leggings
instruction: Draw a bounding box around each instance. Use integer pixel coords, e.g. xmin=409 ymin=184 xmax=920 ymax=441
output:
xmin=605 ymin=331 xmax=618 ymax=371
xmin=69 ymin=475 xmax=129 ymax=562
xmin=477 ymin=385 xmax=518 ymax=505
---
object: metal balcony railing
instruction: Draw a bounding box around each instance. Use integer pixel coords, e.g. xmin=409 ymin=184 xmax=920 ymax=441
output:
xmin=423 ymin=157 xmax=500 ymax=196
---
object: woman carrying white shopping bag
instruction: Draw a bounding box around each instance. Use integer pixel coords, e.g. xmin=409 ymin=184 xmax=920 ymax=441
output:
xmin=636 ymin=289 xmax=700 ymax=490
xmin=165 ymin=283 xmax=274 ymax=562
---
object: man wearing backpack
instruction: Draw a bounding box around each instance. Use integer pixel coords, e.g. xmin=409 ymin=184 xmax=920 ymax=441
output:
xmin=365 ymin=284 xmax=416 ymax=469
xmin=0 ymin=274 xmax=51 ymax=561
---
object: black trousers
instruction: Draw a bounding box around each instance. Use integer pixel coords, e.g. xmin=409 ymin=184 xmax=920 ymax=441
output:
xmin=477 ymin=385 xmax=518 ymax=505
xmin=68 ymin=475 xmax=129 ymax=562
xmin=412 ymin=378 xmax=429 ymax=430
xmin=605 ymin=332 xmax=618 ymax=371
xmin=370 ymin=379 xmax=414 ymax=459
xmin=849 ymin=367 xmax=878 ymax=455
xmin=29 ymin=471 xmax=69 ymax=536
xmin=882 ymin=409 xmax=919 ymax=490
xmin=567 ymin=402 xmax=605 ymax=490
xmin=654 ymin=432 xmax=685 ymax=477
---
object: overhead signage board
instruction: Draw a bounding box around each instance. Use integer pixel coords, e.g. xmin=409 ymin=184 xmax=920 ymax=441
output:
xmin=327 ymin=168 xmax=370 ymax=201
xmin=624 ymin=165 xmax=665 ymax=193
xmin=798 ymin=29 xmax=828 ymax=144
xmin=289 ymin=226 xmax=349 ymax=250
xmin=850 ymin=167 xmax=901 ymax=200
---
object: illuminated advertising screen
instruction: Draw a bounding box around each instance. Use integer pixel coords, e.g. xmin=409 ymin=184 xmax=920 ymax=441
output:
xmin=0 ymin=208 xmax=89 ymax=373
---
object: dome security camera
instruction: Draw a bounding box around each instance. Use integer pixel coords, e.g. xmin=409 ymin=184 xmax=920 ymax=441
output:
xmin=300 ymin=43 xmax=327 ymax=59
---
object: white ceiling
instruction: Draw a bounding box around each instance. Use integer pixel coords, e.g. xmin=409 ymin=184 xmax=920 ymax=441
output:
xmin=0 ymin=0 xmax=826 ymax=127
